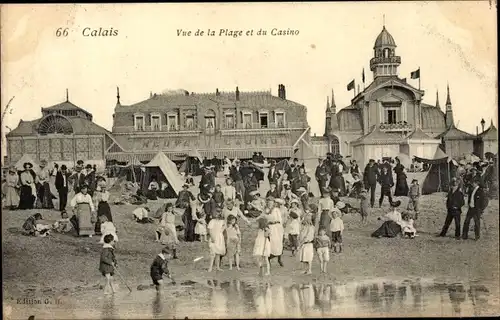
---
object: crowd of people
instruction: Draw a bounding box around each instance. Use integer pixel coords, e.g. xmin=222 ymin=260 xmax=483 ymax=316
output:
xmin=2 ymin=151 xmax=496 ymax=294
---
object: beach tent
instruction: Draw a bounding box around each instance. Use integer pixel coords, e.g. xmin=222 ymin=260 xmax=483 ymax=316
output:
xmin=415 ymin=148 xmax=458 ymax=195
xmin=178 ymin=148 xmax=203 ymax=176
xmin=142 ymin=152 xmax=184 ymax=198
xmin=14 ymin=154 xmax=40 ymax=173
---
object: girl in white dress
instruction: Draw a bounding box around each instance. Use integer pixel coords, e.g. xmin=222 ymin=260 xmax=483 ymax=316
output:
xmin=207 ymin=209 xmax=226 ymax=272
xmin=253 ymin=217 xmax=271 ymax=276
xmin=194 ymin=211 xmax=208 ymax=242
xmin=267 ymin=198 xmax=284 ymax=267
xmin=298 ymin=214 xmax=315 ymax=274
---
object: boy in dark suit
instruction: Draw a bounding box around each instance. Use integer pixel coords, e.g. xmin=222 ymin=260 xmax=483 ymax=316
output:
xmin=462 ymin=178 xmax=487 ymax=241
xmin=55 ymin=165 xmax=70 ymax=212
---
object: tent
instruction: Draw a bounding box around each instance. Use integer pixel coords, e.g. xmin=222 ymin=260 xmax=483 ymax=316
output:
xmin=415 ymin=148 xmax=458 ymax=195
xmin=178 ymin=148 xmax=203 ymax=176
xmin=142 ymin=152 xmax=184 ymax=198
xmin=14 ymin=154 xmax=40 ymax=173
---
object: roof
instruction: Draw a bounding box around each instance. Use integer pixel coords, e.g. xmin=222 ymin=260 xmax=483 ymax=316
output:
xmin=478 ymin=122 xmax=497 ymax=140
xmin=337 ymin=107 xmax=363 ymax=131
xmin=351 ymin=126 xmax=404 ymax=146
xmin=374 ymin=26 xmax=396 ymax=49
xmin=117 ymin=90 xmax=306 ymax=112
xmin=42 ymin=100 xmax=92 ymax=118
xmin=436 ymin=124 xmax=476 ymax=140
xmin=407 ymin=127 xmax=435 ymax=140
xmin=421 ymin=104 xmax=446 ymax=130
xmin=6 ymin=115 xmax=110 ymax=137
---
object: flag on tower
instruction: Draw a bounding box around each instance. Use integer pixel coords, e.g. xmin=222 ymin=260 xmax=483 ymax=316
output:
xmin=410 ymin=68 xmax=420 ymax=79
xmin=347 ymin=79 xmax=355 ymax=91
xmin=362 ymin=68 xmax=365 ymax=83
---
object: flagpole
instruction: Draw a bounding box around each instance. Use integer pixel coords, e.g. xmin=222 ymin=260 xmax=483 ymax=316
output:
xmin=418 ymin=66 xmax=421 ymax=90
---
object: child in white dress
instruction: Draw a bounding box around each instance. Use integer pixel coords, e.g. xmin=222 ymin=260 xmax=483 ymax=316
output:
xmin=156 ymin=203 xmax=179 ymax=258
xmin=195 ymin=211 xmax=208 ymax=242
xmin=298 ymin=214 xmax=315 ymax=274
xmin=253 ymin=217 xmax=271 ymax=276
xmin=99 ymin=215 xmax=118 ymax=244
xmin=401 ymin=213 xmax=417 ymax=239
xmin=207 ymin=209 xmax=226 ymax=272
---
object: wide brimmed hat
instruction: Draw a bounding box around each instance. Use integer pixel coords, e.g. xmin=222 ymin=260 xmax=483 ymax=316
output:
xmin=23 ymin=162 xmax=33 ymax=169
xmin=85 ymin=164 xmax=92 ymax=169
xmin=390 ymin=200 xmax=402 ymax=208
xmin=297 ymin=187 xmax=307 ymax=193
xmin=249 ymin=190 xmax=260 ymax=197
xmin=274 ymin=198 xmax=285 ymax=205
xmin=335 ymin=201 xmax=346 ymax=210
xmin=76 ymin=160 xmax=84 ymax=165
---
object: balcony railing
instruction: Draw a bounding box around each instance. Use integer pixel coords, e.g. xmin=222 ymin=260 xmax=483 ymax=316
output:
xmin=379 ymin=122 xmax=413 ymax=132
xmin=370 ymin=56 xmax=401 ymax=69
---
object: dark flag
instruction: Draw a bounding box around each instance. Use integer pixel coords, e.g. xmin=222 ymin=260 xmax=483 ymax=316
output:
xmin=410 ymin=68 xmax=420 ymax=79
xmin=362 ymin=68 xmax=365 ymax=83
xmin=347 ymin=79 xmax=355 ymax=91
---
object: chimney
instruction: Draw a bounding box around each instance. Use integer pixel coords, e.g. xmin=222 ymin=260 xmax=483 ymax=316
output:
xmin=282 ymin=84 xmax=286 ymax=100
xmin=216 ymin=88 xmax=220 ymax=96
xmin=235 ymin=86 xmax=240 ymax=101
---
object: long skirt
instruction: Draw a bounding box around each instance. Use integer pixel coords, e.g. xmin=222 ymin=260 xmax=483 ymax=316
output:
xmin=371 ymin=221 xmax=402 ymax=238
xmin=183 ymin=207 xmax=197 ymax=242
xmin=18 ymin=185 xmax=35 ymax=210
xmin=299 ymin=243 xmax=314 ymax=263
xmin=268 ymin=224 xmax=284 ymax=256
xmin=4 ymin=186 xmax=19 ymax=208
xmin=76 ymin=203 xmax=95 ymax=236
xmin=38 ymin=182 xmax=55 ymax=209
xmin=95 ymin=202 xmax=113 ymax=234
xmin=394 ymin=174 xmax=409 ymax=197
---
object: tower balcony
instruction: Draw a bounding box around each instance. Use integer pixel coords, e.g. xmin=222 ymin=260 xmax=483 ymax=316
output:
xmin=379 ymin=122 xmax=412 ymax=132
xmin=370 ymin=56 xmax=401 ymax=70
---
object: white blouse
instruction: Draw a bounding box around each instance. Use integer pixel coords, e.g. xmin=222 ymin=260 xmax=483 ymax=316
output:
xmin=70 ymin=193 xmax=95 ymax=211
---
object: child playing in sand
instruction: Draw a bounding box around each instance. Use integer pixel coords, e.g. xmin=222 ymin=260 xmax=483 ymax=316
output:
xmin=359 ymin=189 xmax=370 ymax=224
xmin=401 ymin=213 xmax=417 ymax=239
xmin=298 ymin=214 xmax=315 ymax=275
xmin=150 ymin=247 xmax=176 ymax=292
xmin=407 ymin=179 xmax=420 ymax=220
xmin=315 ymin=228 xmax=331 ymax=273
xmin=330 ymin=208 xmax=344 ymax=253
xmin=253 ymin=217 xmax=271 ymax=276
xmin=194 ymin=210 xmax=208 ymax=242
xmin=207 ymin=209 xmax=226 ymax=272
xmin=287 ymin=210 xmax=300 ymax=256
xmin=53 ymin=210 xmax=73 ymax=233
xmin=156 ymin=203 xmax=179 ymax=259
xmin=99 ymin=234 xmax=117 ymax=295
xmin=225 ymin=215 xmax=241 ymax=270
xmin=99 ymin=215 xmax=118 ymax=244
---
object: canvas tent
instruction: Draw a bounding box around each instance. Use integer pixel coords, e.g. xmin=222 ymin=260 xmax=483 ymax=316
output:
xmin=142 ymin=152 xmax=184 ymax=198
xmin=14 ymin=154 xmax=40 ymax=173
xmin=415 ymin=148 xmax=458 ymax=195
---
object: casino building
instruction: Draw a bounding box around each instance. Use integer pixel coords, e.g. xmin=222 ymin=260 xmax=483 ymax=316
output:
xmin=105 ymin=85 xmax=311 ymax=163
xmin=319 ymin=25 xmax=481 ymax=166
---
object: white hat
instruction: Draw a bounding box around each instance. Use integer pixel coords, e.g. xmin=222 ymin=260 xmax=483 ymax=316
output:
xmin=297 ymin=187 xmax=307 ymax=193
xmin=335 ymin=201 xmax=346 ymax=210
xmin=249 ymin=190 xmax=261 ymax=197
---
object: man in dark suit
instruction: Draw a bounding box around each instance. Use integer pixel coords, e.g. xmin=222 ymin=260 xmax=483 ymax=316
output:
xmin=85 ymin=164 xmax=96 ymax=197
xmin=71 ymin=163 xmax=87 ymax=194
xmin=230 ymin=160 xmax=245 ymax=198
xmin=267 ymin=160 xmax=280 ymax=186
xmin=462 ymin=178 xmax=487 ymax=241
xmin=363 ymin=159 xmax=379 ymax=207
xmin=439 ymin=178 xmax=465 ymax=239
xmin=55 ymin=164 xmax=70 ymax=211
xmin=315 ymin=158 xmax=328 ymax=190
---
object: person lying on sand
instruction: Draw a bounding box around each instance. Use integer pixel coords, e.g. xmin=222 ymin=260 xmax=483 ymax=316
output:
xmin=22 ymin=213 xmax=51 ymax=237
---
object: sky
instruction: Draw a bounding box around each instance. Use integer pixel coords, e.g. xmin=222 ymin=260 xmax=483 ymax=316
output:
xmin=1 ymin=2 xmax=497 ymax=156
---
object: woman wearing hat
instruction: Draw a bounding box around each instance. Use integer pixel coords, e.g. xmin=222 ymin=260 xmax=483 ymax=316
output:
xmin=37 ymin=159 xmax=55 ymax=209
xmin=70 ymin=184 xmax=96 ymax=237
xmin=371 ymin=200 xmax=403 ymax=238
xmin=93 ymin=179 xmax=113 ymax=235
xmin=258 ymin=197 xmax=284 ymax=267
xmin=18 ymin=162 xmax=37 ymax=210
xmin=4 ymin=166 xmax=20 ymax=210
xmin=247 ymin=190 xmax=265 ymax=218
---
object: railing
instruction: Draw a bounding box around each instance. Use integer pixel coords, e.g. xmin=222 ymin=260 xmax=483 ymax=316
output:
xmin=370 ymin=56 xmax=401 ymax=69
xmin=379 ymin=122 xmax=413 ymax=132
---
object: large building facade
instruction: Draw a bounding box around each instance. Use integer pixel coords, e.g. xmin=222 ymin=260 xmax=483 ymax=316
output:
xmin=321 ymin=25 xmax=480 ymax=166
xmin=106 ymin=85 xmax=311 ymax=163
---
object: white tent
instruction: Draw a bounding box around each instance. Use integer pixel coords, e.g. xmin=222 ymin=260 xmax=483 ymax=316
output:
xmin=144 ymin=152 xmax=184 ymax=196
xmin=14 ymin=154 xmax=40 ymax=173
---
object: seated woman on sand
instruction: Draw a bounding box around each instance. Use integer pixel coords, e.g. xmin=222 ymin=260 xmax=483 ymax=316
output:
xmin=22 ymin=213 xmax=51 ymax=237
xmin=146 ymin=176 xmax=160 ymax=200
xmin=371 ymin=200 xmax=403 ymax=238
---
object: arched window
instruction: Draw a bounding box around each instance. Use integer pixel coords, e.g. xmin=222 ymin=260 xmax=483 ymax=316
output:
xmin=37 ymin=113 xmax=73 ymax=135
xmin=330 ymin=135 xmax=340 ymax=155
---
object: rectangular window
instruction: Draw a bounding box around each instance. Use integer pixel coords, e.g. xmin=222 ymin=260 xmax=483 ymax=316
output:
xmin=243 ymin=113 xmax=252 ymax=129
xmin=167 ymin=115 xmax=178 ymax=131
xmin=134 ymin=115 xmax=145 ymax=131
xmin=151 ymin=115 xmax=161 ymax=131
xmin=259 ymin=113 xmax=268 ymax=128
xmin=275 ymin=112 xmax=285 ymax=128
xmin=225 ymin=114 xmax=235 ymax=129
xmin=386 ymin=110 xmax=397 ymax=124
xmin=185 ymin=115 xmax=194 ymax=130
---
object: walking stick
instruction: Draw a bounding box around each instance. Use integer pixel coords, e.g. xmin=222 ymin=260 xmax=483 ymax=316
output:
xmin=114 ymin=267 xmax=133 ymax=293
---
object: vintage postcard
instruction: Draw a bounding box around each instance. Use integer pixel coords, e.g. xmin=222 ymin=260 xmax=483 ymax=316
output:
xmin=1 ymin=2 xmax=498 ymax=319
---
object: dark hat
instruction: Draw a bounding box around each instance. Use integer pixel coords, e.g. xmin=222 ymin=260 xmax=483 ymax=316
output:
xmin=23 ymin=162 xmax=33 ymax=169
xmin=369 ymin=159 xmax=375 ymax=163
xmin=85 ymin=164 xmax=92 ymax=169
xmin=77 ymin=160 xmax=84 ymax=165
xmin=390 ymin=200 xmax=401 ymax=208
xmin=61 ymin=164 xmax=67 ymax=170
xmin=293 ymin=158 xmax=299 ymax=162
xmin=183 ymin=183 xmax=189 ymax=188
xmin=80 ymin=183 xmax=89 ymax=190
xmin=289 ymin=211 xmax=299 ymax=219
xmin=332 ymin=188 xmax=340 ymax=193
xmin=33 ymin=213 xmax=43 ymax=220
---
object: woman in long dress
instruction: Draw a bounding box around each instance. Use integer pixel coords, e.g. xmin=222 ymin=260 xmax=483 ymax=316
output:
xmin=371 ymin=200 xmax=403 ymax=238
xmin=70 ymin=184 xmax=96 ymax=237
xmin=18 ymin=162 xmax=37 ymax=210
xmin=393 ymin=158 xmax=409 ymax=197
xmin=37 ymin=160 xmax=54 ymax=209
xmin=4 ymin=166 xmax=20 ymax=210
xmin=94 ymin=180 xmax=112 ymax=235
xmin=261 ymin=198 xmax=284 ymax=267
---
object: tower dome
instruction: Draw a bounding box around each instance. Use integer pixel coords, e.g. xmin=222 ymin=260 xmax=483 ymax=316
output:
xmin=374 ymin=26 xmax=397 ymax=49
